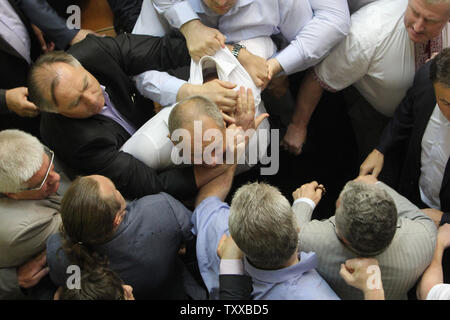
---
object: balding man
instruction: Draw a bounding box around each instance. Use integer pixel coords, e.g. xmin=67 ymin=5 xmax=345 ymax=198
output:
xmin=282 ymin=0 xmax=450 ymax=159
xmin=27 ymin=34 xmax=237 ymax=200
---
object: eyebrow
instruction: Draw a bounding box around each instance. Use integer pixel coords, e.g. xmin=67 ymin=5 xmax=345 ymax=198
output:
xmin=68 ymin=75 xmax=88 ymax=108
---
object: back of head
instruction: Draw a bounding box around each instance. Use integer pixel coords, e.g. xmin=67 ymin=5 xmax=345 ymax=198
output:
xmin=28 ymin=50 xmax=81 ymax=113
xmin=228 ymin=182 xmax=298 ymax=269
xmin=335 ymin=182 xmax=398 ymax=256
xmin=59 ymin=267 xmax=125 ymax=300
xmin=168 ymin=95 xmax=224 ymax=135
xmin=0 ymin=129 xmax=44 ymax=193
xmin=60 ymin=176 xmax=120 ymax=270
xmin=430 ymin=47 xmax=450 ymax=87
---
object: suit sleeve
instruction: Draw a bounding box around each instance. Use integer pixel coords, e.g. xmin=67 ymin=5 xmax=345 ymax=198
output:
xmin=0 ymin=268 xmax=26 ymax=300
xmin=0 ymin=89 xmax=9 ymax=114
xmin=219 ymin=275 xmax=253 ymax=300
xmin=16 ymin=0 xmax=78 ymax=50
xmin=74 ymin=32 xmax=191 ymax=77
xmin=162 ymin=192 xmax=194 ymax=243
xmin=73 ymin=135 xmax=197 ymax=200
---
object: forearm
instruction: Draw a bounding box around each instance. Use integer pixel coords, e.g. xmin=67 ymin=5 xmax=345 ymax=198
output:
xmin=292 ymin=201 xmax=315 ymax=227
xmin=290 ymin=70 xmax=324 ymax=127
xmin=134 ymin=71 xmax=186 ymax=107
xmin=364 ymin=289 xmax=385 ymax=300
xmin=18 ymin=0 xmax=78 ymax=49
xmin=195 ymin=165 xmax=236 ymax=206
xmin=417 ymin=243 xmax=445 ymax=300
xmin=276 ymin=0 xmax=350 ymax=74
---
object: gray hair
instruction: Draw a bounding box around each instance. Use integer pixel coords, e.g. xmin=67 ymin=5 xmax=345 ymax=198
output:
xmin=0 ymin=130 xmax=44 ymax=193
xmin=168 ymin=95 xmax=224 ymax=135
xmin=335 ymin=181 xmax=398 ymax=256
xmin=228 ymin=182 xmax=298 ymax=269
xmin=28 ymin=51 xmax=82 ymax=113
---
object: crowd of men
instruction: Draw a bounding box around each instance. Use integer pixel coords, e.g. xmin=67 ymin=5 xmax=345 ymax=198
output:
xmin=0 ymin=0 xmax=449 ymax=300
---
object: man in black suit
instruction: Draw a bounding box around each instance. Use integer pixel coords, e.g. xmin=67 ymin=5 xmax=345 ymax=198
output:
xmin=0 ymin=0 xmax=91 ymax=137
xmin=28 ymin=33 xmax=234 ymax=200
xmin=360 ymin=49 xmax=450 ymax=222
xmin=360 ymin=49 xmax=450 ymax=283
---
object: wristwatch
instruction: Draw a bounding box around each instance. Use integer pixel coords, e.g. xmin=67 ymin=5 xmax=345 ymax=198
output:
xmin=231 ymin=43 xmax=246 ymax=59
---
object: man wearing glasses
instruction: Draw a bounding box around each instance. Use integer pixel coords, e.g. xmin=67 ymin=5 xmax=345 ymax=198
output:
xmin=292 ymin=175 xmax=437 ymax=300
xmin=0 ymin=129 xmax=65 ymax=299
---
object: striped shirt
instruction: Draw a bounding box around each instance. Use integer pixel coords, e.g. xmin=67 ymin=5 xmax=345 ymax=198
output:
xmin=294 ymin=182 xmax=437 ymax=300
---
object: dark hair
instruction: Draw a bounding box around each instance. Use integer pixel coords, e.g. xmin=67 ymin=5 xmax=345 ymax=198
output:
xmin=60 ymin=176 xmax=121 ymax=271
xmin=59 ymin=267 xmax=126 ymax=300
xmin=430 ymin=48 xmax=450 ymax=88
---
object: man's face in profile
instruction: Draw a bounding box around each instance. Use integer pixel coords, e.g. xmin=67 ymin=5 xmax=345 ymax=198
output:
xmin=203 ymin=0 xmax=238 ymax=15
xmin=434 ymin=81 xmax=450 ymax=122
xmin=404 ymin=0 xmax=450 ymax=44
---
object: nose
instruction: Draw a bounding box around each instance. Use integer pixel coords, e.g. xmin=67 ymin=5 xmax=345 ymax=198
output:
xmin=82 ymin=91 xmax=100 ymax=110
xmin=47 ymin=170 xmax=60 ymax=185
xmin=413 ymin=17 xmax=425 ymax=33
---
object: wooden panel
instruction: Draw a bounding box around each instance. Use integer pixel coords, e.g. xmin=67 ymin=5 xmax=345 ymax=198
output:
xmin=80 ymin=0 xmax=116 ymax=37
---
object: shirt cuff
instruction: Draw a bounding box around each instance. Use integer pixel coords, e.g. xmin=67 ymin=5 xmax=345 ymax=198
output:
xmin=293 ymin=198 xmax=316 ymax=210
xmin=163 ymin=1 xmax=199 ymax=29
xmin=313 ymin=67 xmax=338 ymax=93
xmin=134 ymin=71 xmax=187 ymax=107
xmin=220 ymin=259 xmax=244 ymax=275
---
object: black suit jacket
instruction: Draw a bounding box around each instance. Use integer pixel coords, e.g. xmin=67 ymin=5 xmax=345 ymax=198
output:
xmin=40 ymin=33 xmax=196 ymax=200
xmin=377 ymin=62 xmax=449 ymax=214
xmin=219 ymin=275 xmax=253 ymax=300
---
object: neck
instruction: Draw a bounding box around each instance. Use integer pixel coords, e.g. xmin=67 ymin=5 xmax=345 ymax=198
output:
xmin=283 ymin=249 xmax=299 ymax=268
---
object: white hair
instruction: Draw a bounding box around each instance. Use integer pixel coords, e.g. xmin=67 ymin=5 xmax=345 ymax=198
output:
xmin=0 ymin=130 xmax=44 ymax=193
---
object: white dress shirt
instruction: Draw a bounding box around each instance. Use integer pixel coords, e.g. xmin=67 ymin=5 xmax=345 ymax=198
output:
xmin=419 ymin=105 xmax=450 ymax=210
xmin=136 ymin=0 xmax=350 ymax=75
xmin=0 ymin=1 xmax=31 ymax=64
xmin=124 ymin=40 xmax=272 ymax=172
xmin=427 ymin=283 xmax=450 ymax=300
xmin=315 ymin=0 xmax=417 ymax=117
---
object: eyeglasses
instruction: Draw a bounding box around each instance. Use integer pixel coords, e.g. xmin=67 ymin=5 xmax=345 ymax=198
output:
xmin=21 ymin=147 xmax=55 ymax=192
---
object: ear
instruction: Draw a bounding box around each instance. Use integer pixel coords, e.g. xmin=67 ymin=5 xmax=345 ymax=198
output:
xmin=113 ymin=213 xmax=122 ymax=227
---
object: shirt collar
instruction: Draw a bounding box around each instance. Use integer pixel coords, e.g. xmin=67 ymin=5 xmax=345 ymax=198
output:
xmin=244 ymin=251 xmax=318 ymax=283
xmin=189 ymin=0 xmax=254 ymax=16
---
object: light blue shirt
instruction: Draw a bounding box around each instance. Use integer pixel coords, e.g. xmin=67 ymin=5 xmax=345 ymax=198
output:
xmin=99 ymin=86 xmax=137 ymax=136
xmin=154 ymin=0 xmax=350 ymax=75
xmin=0 ymin=1 xmax=31 ymax=64
xmin=192 ymin=196 xmax=339 ymax=300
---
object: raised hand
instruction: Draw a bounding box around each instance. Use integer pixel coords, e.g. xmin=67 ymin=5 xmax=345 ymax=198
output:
xmin=360 ymin=149 xmax=385 ymax=177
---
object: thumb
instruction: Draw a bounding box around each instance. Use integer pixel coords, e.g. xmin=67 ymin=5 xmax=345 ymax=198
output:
xmin=216 ymin=79 xmax=237 ymax=89
xmin=214 ymin=31 xmax=226 ymax=48
xmin=339 ymin=264 xmax=354 ymax=285
xmin=254 ymin=113 xmax=269 ymax=129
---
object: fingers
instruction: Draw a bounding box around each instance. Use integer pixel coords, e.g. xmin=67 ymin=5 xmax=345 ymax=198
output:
xmin=339 ymin=264 xmax=354 ymax=285
xmin=222 ymin=113 xmax=236 ymax=124
xmin=219 ymin=105 xmax=236 ymax=114
xmin=214 ymin=31 xmax=226 ymax=48
xmin=216 ymin=80 xmax=238 ymax=90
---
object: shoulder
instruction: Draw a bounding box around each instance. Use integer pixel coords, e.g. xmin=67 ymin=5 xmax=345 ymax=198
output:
xmin=346 ymin=0 xmax=408 ymax=49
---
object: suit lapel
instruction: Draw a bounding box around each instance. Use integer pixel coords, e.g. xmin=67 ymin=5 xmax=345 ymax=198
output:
xmin=6 ymin=0 xmax=40 ymax=61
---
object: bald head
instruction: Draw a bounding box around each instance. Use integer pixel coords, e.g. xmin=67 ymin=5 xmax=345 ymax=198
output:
xmin=168 ymin=96 xmax=225 ymax=135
